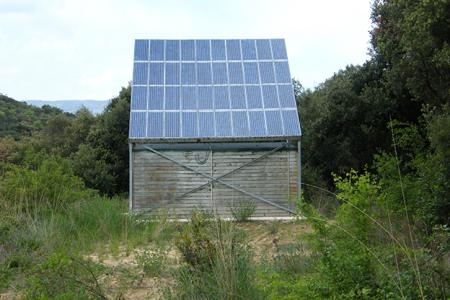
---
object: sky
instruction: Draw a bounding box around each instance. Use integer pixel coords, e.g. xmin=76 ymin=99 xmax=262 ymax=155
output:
xmin=0 ymin=0 xmax=373 ymax=101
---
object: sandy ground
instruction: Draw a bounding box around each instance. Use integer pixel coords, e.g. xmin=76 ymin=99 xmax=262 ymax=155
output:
xmin=1 ymin=221 xmax=310 ymax=300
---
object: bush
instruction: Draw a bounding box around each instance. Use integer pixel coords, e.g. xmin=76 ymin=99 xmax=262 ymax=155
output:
xmin=0 ymin=157 xmax=94 ymax=215
xmin=25 ymin=252 xmax=106 ymax=299
xmin=298 ymin=171 xmax=450 ymax=299
xmin=169 ymin=210 xmax=261 ymax=299
xmin=175 ymin=210 xmax=216 ymax=269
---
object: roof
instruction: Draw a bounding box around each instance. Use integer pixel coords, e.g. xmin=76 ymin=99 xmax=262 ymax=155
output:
xmin=129 ymin=39 xmax=301 ymax=142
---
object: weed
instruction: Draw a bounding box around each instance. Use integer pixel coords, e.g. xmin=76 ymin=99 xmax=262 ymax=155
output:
xmin=230 ymin=198 xmax=256 ymax=222
xmin=136 ymin=247 xmax=167 ymax=276
xmin=272 ymin=242 xmax=314 ymax=275
xmin=266 ymin=221 xmax=280 ymax=235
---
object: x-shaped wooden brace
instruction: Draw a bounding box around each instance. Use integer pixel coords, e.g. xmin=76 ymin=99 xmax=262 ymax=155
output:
xmin=144 ymin=144 xmax=296 ymax=214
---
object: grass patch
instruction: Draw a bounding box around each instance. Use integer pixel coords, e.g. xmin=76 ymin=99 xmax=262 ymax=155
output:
xmin=168 ymin=210 xmax=262 ymax=299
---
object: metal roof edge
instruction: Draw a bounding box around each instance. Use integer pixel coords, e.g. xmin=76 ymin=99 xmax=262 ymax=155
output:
xmin=129 ymin=135 xmax=301 ymax=144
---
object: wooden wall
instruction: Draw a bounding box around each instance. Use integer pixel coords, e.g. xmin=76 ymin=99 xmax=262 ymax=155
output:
xmin=131 ymin=146 xmax=298 ymax=218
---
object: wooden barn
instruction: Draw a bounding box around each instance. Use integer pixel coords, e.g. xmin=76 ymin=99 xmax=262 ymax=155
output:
xmin=128 ymin=39 xmax=301 ymax=218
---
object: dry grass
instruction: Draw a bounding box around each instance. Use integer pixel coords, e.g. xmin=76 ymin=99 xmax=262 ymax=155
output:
xmin=0 ymin=221 xmax=310 ymax=300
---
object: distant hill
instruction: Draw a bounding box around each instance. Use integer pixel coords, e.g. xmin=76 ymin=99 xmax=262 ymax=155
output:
xmin=0 ymin=94 xmax=70 ymax=139
xmin=25 ymin=100 xmax=110 ymax=115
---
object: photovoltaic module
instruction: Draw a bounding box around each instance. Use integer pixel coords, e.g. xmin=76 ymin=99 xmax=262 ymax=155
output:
xmin=129 ymin=39 xmax=301 ymax=141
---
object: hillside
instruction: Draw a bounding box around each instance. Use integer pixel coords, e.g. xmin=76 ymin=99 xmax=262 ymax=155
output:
xmin=26 ymin=100 xmax=109 ymax=115
xmin=0 ymin=94 xmax=71 ymax=139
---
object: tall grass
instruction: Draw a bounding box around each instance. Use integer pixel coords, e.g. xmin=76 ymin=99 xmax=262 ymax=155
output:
xmin=290 ymin=172 xmax=450 ymax=299
xmin=0 ymin=158 xmax=165 ymax=297
xmin=168 ymin=210 xmax=261 ymax=299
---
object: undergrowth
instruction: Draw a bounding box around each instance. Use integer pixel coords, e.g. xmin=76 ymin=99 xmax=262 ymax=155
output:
xmin=168 ymin=210 xmax=262 ymax=299
xmin=0 ymin=158 xmax=165 ymax=297
xmin=0 ymin=156 xmax=448 ymax=299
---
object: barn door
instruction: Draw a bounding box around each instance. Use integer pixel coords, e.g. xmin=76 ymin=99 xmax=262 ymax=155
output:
xmin=143 ymin=144 xmax=296 ymax=215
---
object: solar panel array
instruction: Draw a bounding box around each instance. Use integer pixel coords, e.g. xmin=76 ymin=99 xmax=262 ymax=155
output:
xmin=129 ymin=39 xmax=301 ymax=140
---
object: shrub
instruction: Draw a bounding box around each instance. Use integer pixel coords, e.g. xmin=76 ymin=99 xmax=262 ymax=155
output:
xmin=0 ymin=157 xmax=94 ymax=215
xmin=169 ymin=210 xmax=261 ymax=299
xmin=25 ymin=252 xmax=106 ymax=299
xmin=175 ymin=210 xmax=216 ymax=269
xmin=299 ymin=171 xmax=450 ymax=299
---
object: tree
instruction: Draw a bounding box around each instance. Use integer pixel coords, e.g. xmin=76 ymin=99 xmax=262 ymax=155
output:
xmin=63 ymin=107 xmax=96 ymax=155
xmin=297 ymin=64 xmax=394 ymax=185
xmin=371 ymin=0 xmax=450 ymax=108
xmin=77 ymin=86 xmax=131 ymax=196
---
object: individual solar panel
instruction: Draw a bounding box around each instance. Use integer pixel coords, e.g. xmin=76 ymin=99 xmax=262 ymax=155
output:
xmin=133 ymin=63 xmax=147 ymax=84
xmin=165 ymin=87 xmax=180 ymax=110
xmin=199 ymin=112 xmax=215 ymax=137
xmin=274 ymin=61 xmax=291 ymax=83
xmin=182 ymin=112 xmax=198 ymax=137
xmin=241 ymin=39 xmax=257 ymax=60
xmin=215 ymin=111 xmax=232 ymax=136
xmin=147 ymin=112 xmax=163 ymax=137
xmin=282 ymin=110 xmax=301 ymax=136
xmin=197 ymin=63 xmax=212 ymax=84
xmin=181 ymin=63 xmax=196 ymax=85
xmin=134 ymin=40 xmax=148 ymax=61
xmin=277 ymin=85 xmax=297 ymax=108
xmin=259 ymin=62 xmax=275 ymax=83
xmin=211 ymin=40 xmax=226 ymax=60
xmin=130 ymin=112 xmax=146 ymax=137
xmin=243 ymin=62 xmax=259 ymax=84
xmin=248 ymin=111 xmax=266 ymax=137
xmin=181 ymin=40 xmax=195 ymax=60
xmin=165 ymin=40 xmax=179 ymax=61
xmin=165 ymin=63 xmax=180 ymax=85
xmin=271 ymin=39 xmax=287 ymax=59
xmin=196 ymin=40 xmax=210 ymax=61
xmin=212 ymin=63 xmax=228 ymax=84
xmin=148 ymin=87 xmax=163 ymax=110
xmin=229 ymin=86 xmax=246 ymax=109
xmin=262 ymin=85 xmax=279 ymax=108
xmin=150 ymin=40 xmax=164 ymax=61
xmin=130 ymin=39 xmax=301 ymax=140
xmin=198 ymin=86 xmax=213 ymax=109
xmin=214 ymin=86 xmax=229 ymax=109
xmin=256 ymin=39 xmax=272 ymax=59
xmin=265 ymin=110 xmax=283 ymax=135
xmin=226 ymin=40 xmax=241 ymax=60
xmin=165 ymin=112 xmax=180 ymax=137
xmin=181 ymin=86 xmax=197 ymax=109
xmin=228 ymin=62 xmax=243 ymax=84
xmin=149 ymin=63 xmax=164 ymax=84
xmin=131 ymin=86 xmax=147 ymax=110
xmin=232 ymin=111 xmax=249 ymax=136
xmin=246 ymin=86 xmax=263 ymax=109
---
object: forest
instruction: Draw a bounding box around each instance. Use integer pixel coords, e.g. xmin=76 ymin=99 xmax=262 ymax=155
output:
xmin=0 ymin=0 xmax=449 ymax=298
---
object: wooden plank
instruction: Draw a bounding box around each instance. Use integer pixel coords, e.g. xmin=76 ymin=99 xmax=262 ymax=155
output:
xmin=132 ymin=147 xmax=298 ymax=217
